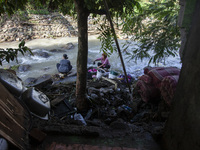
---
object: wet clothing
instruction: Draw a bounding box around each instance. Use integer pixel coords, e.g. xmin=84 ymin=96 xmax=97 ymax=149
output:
xmin=95 ymin=57 xmax=110 ymax=68
xmin=57 ymin=59 xmax=72 ymax=73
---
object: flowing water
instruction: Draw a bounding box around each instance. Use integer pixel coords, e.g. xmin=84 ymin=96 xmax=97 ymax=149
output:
xmin=0 ymin=35 xmax=182 ymax=81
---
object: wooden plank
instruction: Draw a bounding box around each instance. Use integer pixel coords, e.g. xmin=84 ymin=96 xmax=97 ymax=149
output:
xmin=0 ymin=83 xmax=30 ymax=150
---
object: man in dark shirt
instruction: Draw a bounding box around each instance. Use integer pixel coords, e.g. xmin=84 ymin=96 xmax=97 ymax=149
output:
xmin=56 ymin=54 xmax=72 ymax=74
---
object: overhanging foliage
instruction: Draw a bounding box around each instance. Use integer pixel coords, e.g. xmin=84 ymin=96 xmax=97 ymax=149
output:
xmin=0 ymin=40 xmax=32 ymax=66
xmin=98 ymin=0 xmax=180 ymax=64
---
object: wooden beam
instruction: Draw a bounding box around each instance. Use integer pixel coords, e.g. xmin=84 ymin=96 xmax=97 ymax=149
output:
xmin=0 ymin=83 xmax=30 ymax=150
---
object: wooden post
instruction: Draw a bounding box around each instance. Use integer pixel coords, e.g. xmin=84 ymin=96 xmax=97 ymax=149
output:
xmin=103 ymin=0 xmax=132 ymax=94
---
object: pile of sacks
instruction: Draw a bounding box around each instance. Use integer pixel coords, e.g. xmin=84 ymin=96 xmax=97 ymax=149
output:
xmin=136 ymin=66 xmax=180 ymax=106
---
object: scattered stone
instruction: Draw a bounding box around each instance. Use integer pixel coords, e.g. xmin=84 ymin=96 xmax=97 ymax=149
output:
xmin=61 ymin=42 xmax=75 ymax=50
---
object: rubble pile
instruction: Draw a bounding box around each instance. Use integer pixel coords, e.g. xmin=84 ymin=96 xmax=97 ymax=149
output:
xmin=32 ymin=77 xmax=170 ymax=140
xmin=0 ymin=69 xmax=171 ymax=149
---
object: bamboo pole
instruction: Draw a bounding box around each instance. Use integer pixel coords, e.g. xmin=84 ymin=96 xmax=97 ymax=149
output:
xmin=103 ymin=0 xmax=132 ymax=94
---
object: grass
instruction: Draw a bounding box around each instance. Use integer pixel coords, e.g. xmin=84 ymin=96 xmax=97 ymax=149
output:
xmin=27 ymin=9 xmax=50 ymax=15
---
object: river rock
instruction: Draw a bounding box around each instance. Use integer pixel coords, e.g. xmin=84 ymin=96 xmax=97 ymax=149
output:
xmin=67 ymin=69 xmax=77 ymax=77
xmin=18 ymin=64 xmax=31 ymax=72
xmin=26 ymin=74 xmax=52 ymax=89
xmin=52 ymin=76 xmax=77 ymax=86
xmin=24 ymin=77 xmax=36 ymax=86
xmin=49 ymin=49 xmax=66 ymax=53
xmin=33 ymin=51 xmax=50 ymax=58
xmin=61 ymin=42 xmax=75 ymax=50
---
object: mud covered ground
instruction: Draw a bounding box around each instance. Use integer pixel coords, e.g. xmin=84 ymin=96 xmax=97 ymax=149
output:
xmin=29 ymin=78 xmax=170 ymax=150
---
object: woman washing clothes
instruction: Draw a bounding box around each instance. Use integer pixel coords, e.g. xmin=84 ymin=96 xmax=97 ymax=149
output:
xmin=93 ymin=53 xmax=111 ymax=69
xmin=56 ymin=54 xmax=72 ymax=75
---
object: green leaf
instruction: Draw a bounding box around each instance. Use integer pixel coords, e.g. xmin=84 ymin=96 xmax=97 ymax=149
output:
xmin=19 ymin=40 xmax=25 ymax=48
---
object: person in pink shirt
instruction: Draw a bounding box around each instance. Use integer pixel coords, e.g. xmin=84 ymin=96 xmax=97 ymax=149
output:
xmin=93 ymin=53 xmax=111 ymax=69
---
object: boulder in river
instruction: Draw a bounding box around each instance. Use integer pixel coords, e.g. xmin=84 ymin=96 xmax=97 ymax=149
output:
xmin=33 ymin=51 xmax=50 ymax=58
xmin=24 ymin=77 xmax=36 ymax=86
xmin=49 ymin=49 xmax=66 ymax=53
xmin=61 ymin=42 xmax=75 ymax=50
xmin=18 ymin=64 xmax=31 ymax=72
xmin=24 ymin=74 xmax=52 ymax=89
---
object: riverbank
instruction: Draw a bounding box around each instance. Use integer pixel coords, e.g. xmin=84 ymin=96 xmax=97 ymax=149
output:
xmin=0 ymin=12 xmax=125 ymax=43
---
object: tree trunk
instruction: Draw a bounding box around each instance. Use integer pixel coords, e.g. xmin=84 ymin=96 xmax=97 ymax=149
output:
xmin=74 ymin=0 xmax=89 ymax=111
xmin=163 ymin=1 xmax=200 ymax=150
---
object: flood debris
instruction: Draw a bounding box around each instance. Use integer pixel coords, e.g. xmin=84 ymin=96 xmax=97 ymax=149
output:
xmin=52 ymin=98 xmax=75 ymax=118
xmin=24 ymin=74 xmax=52 ymax=89
xmin=0 ymin=69 xmax=25 ymax=97
xmin=0 ymin=67 xmax=172 ymax=149
xmin=22 ymin=87 xmax=50 ymax=118
xmin=0 ymin=69 xmax=51 ymax=149
xmin=0 ymin=82 xmax=30 ymax=150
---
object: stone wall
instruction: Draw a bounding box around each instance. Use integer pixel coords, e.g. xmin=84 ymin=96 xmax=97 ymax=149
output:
xmin=0 ymin=12 xmax=102 ymax=42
